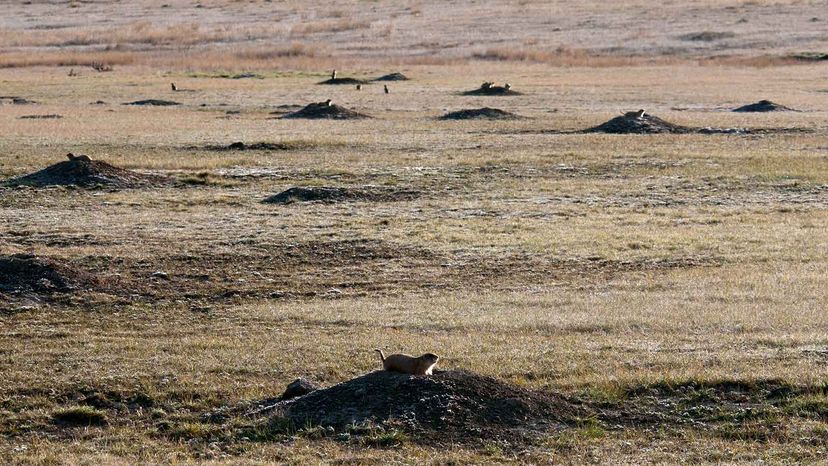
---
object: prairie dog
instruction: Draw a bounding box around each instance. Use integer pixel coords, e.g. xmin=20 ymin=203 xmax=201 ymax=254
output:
xmin=171 ymin=82 xmax=177 ymax=91
xmin=375 ymin=349 xmax=439 ymax=375
xmin=324 ymin=99 xmax=333 ymax=106
xmin=331 ymin=69 xmax=337 ymax=80
xmin=384 ymin=84 xmax=389 ymax=94
xmin=66 ymin=153 xmax=91 ymax=162
xmin=624 ymin=109 xmax=646 ymax=119
xmin=503 ymin=83 xmax=511 ymax=90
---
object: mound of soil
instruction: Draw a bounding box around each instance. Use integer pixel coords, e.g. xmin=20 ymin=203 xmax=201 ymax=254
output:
xmin=317 ymin=77 xmax=367 ymax=85
xmin=679 ymin=31 xmax=736 ymax=42
xmin=0 ymin=96 xmax=36 ymax=105
xmin=732 ymin=100 xmax=795 ymax=112
xmin=282 ymin=102 xmax=371 ymax=119
xmin=262 ymin=186 xmax=418 ymax=204
xmin=586 ymin=112 xmax=693 ymax=134
xmin=19 ymin=114 xmax=62 ymax=119
xmin=439 ymin=107 xmax=521 ymax=120
xmin=123 ymin=99 xmax=181 ymax=106
xmin=220 ymin=142 xmax=297 ymax=151
xmin=267 ymin=370 xmax=583 ymax=445
xmin=3 ymin=156 xmax=172 ymax=189
xmin=373 ymin=72 xmax=409 ymax=81
xmin=0 ymin=254 xmax=94 ymax=294
xmin=462 ymin=85 xmax=522 ymax=96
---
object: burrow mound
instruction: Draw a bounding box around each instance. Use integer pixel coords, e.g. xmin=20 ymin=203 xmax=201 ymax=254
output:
xmin=462 ymin=85 xmax=522 ymax=96
xmin=282 ymin=102 xmax=371 ymax=120
xmin=267 ymin=370 xmax=584 ymax=445
xmin=732 ymin=100 xmax=796 ymax=112
xmin=19 ymin=114 xmax=62 ymax=119
xmin=585 ymin=112 xmax=693 ymax=134
xmin=373 ymin=72 xmax=409 ymax=81
xmin=0 ymin=254 xmax=96 ymax=294
xmin=123 ymin=99 xmax=181 ymax=106
xmin=439 ymin=107 xmax=522 ymax=120
xmin=2 ymin=156 xmax=173 ymax=189
xmin=262 ymin=186 xmax=418 ymax=204
xmin=317 ymin=77 xmax=368 ymax=85
xmin=0 ymin=96 xmax=36 ymax=105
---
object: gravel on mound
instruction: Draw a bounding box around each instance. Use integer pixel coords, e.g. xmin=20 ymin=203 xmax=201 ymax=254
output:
xmin=123 ymin=99 xmax=181 ymax=106
xmin=262 ymin=186 xmax=418 ymax=204
xmin=3 ymin=156 xmax=172 ymax=189
xmin=586 ymin=113 xmax=693 ymax=134
xmin=373 ymin=72 xmax=409 ymax=81
xmin=462 ymin=86 xmax=522 ymax=96
xmin=732 ymin=100 xmax=795 ymax=112
xmin=439 ymin=107 xmax=521 ymax=120
xmin=267 ymin=370 xmax=584 ymax=444
xmin=0 ymin=254 xmax=95 ymax=294
xmin=317 ymin=77 xmax=367 ymax=85
xmin=282 ymin=102 xmax=371 ymax=119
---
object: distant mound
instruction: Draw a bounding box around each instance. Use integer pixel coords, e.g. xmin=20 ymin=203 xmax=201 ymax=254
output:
xmin=282 ymin=102 xmax=371 ymax=120
xmin=3 ymin=154 xmax=172 ymax=189
xmin=585 ymin=111 xmax=693 ymax=134
xmin=123 ymin=99 xmax=181 ymax=106
xmin=0 ymin=96 xmax=36 ymax=105
xmin=732 ymin=100 xmax=795 ymax=112
xmin=439 ymin=107 xmax=521 ymax=120
xmin=264 ymin=370 xmax=583 ymax=445
xmin=0 ymin=254 xmax=95 ymax=294
xmin=262 ymin=186 xmax=418 ymax=204
xmin=462 ymin=84 xmax=522 ymax=96
xmin=317 ymin=77 xmax=367 ymax=85
xmin=373 ymin=72 xmax=410 ymax=81
xmin=18 ymin=114 xmax=62 ymax=119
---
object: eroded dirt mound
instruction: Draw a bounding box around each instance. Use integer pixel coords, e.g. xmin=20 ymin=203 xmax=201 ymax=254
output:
xmin=19 ymin=114 xmax=62 ymax=119
xmin=732 ymin=100 xmax=795 ymax=112
xmin=3 ymin=156 xmax=172 ymax=189
xmin=462 ymin=85 xmax=522 ymax=96
xmin=263 ymin=186 xmax=418 ymax=204
xmin=0 ymin=96 xmax=36 ymax=105
xmin=373 ymin=72 xmax=409 ymax=81
xmin=282 ymin=102 xmax=371 ymax=119
xmin=586 ymin=112 xmax=693 ymax=134
xmin=317 ymin=77 xmax=367 ymax=85
xmin=439 ymin=107 xmax=521 ymax=120
xmin=269 ymin=370 xmax=583 ymax=444
xmin=0 ymin=254 xmax=94 ymax=294
xmin=123 ymin=99 xmax=181 ymax=106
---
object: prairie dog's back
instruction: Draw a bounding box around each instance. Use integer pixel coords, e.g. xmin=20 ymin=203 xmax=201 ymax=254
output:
xmin=375 ymin=350 xmax=439 ymax=375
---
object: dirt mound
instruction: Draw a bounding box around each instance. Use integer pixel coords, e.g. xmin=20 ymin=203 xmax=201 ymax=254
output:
xmin=19 ymin=114 xmax=62 ymax=119
xmin=0 ymin=254 xmax=95 ymax=294
xmin=267 ymin=370 xmax=583 ymax=444
xmin=282 ymin=102 xmax=371 ymax=119
xmin=262 ymin=186 xmax=418 ymax=204
xmin=585 ymin=112 xmax=693 ymax=134
xmin=439 ymin=107 xmax=521 ymax=120
xmin=0 ymin=96 xmax=36 ymax=105
xmin=317 ymin=77 xmax=367 ymax=85
xmin=123 ymin=99 xmax=181 ymax=106
xmin=2 ymin=155 xmax=172 ymax=189
xmin=373 ymin=72 xmax=409 ymax=81
xmin=462 ymin=85 xmax=522 ymax=96
xmin=732 ymin=100 xmax=795 ymax=112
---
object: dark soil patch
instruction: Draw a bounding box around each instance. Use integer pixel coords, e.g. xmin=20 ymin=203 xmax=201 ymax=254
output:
xmin=0 ymin=96 xmax=36 ymax=105
xmin=732 ymin=100 xmax=796 ymax=112
xmin=318 ymin=77 xmax=368 ymax=85
xmin=282 ymin=102 xmax=371 ymax=119
xmin=585 ymin=113 xmax=694 ymax=134
xmin=18 ymin=114 xmax=62 ymax=119
xmin=2 ymin=156 xmax=173 ymax=189
xmin=439 ymin=107 xmax=522 ymax=120
xmin=263 ymin=370 xmax=584 ymax=445
xmin=201 ymin=141 xmax=304 ymax=151
xmin=262 ymin=186 xmax=418 ymax=204
xmin=0 ymin=254 xmax=96 ymax=294
xmin=679 ymin=31 xmax=736 ymax=42
xmin=269 ymin=104 xmax=303 ymax=115
xmin=373 ymin=72 xmax=409 ymax=81
xmin=462 ymin=85 xmax=522 ymax=96
xmin=123 ymin=99 xmax=181 ymax=106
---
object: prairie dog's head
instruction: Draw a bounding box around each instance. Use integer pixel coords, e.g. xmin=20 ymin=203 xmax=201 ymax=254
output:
xmin=420 ymin=353 xmax=439 ymax=364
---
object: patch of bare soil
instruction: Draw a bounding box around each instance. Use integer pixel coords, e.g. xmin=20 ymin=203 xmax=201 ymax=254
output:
xmin=2 ymin=155 xmax=173 ymax=189
xmin=439 ymin=107 xmax=522 ymax=120
xmin=123 ymin=99 xmax=181 ymax=106
xmin=282 ymin=102 xmax=371 ymax=119
xmin=732 ymin=100 xmax=796 ymax=112
xmin=261 ymin=370 xmax=585 ymax=445
xmin=268 ymin=104 xmax=303 ymax=115
xmin=462 ymin=85 xmax=522 ymax=96
xmin=585 ymin=112 xmax=694 ymax=134
xmin=373 ymin=72 xmax=409 ymax=81
xmin=318 ymin=77 xmax=368 ymax=85
xmin=18 ymin=114 xmax=62 ymax=119
xmin=262 ymin=186 xmax=419 ymax=204
xmin=679 ymin=31 xmax=736 ymax=42
xmin=199 ymin=142 xmax=300 ymax=151
xmin=0 ymin=254 xmax=95 ymax=294
xmin=0 ymin=96 xmax=36 ymax=105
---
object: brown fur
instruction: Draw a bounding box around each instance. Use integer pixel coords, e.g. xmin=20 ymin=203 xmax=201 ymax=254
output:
xmin=375 ymin=349 xmax=439 ymax=375
xmin=66 ymin=153 xmax=91 ymax=162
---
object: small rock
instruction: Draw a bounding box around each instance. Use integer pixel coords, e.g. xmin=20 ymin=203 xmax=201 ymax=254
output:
xmin=282 ymin=378 xmax=320 ymax=400
xmin=151 ymin=271 xmax=169 ymax=279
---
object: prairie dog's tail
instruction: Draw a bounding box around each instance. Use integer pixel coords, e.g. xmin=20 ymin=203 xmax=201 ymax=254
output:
xmin=374 ymin=348 xmax=385 ymax=361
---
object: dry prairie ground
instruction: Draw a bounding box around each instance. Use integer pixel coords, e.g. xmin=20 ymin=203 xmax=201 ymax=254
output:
xmin=0 ymin=1 xmax=828 ymax=464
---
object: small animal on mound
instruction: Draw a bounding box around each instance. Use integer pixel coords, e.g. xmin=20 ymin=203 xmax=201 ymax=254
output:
xmin=481 ymin=81 xmax=493 ymax=89
xmin=356 ymin=84 xmax=362 ymax=90
xmin=384 ymin=84 xmax=389 ymax=94
xmin=66 ymin=153 xmax=91 ymax=162
xmin=171 ymin=83 xmax=177 ymax=91
xmin=623 ymin=109 xmax=646 ymax=119
xmin=331 ymin=69 xmax=337 ymax=80
xmin=375 ymin=349 xmax=439 ymax=375
xmin=504 ymin=83 xmax=511 ymax=90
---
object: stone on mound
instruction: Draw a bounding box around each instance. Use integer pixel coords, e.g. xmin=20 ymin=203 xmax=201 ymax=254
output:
xmin=732 ymin=100 xmax=795 ymax=112
xmin=282 ymin=102 xmax=371 ymax=119
xmin=123 ymin=99 xmax=181 ymax=106
xmin=2 ymin=154 xmax=172 ymax=189
xmin=317 ymin=77 xmax=367 ymax=85
xmin=266 ymin=370 xmax=583 ymax=444
xmin=0 ymin=254 xmax=94 ymax=294
xmin=586 ymin=112 xmax=693 ymax=134
xmin=262 ymin=186 xmax=418 ymax=204
xmin=439 ymin=107 xmax=521 ymax=120
xmin=373 ymin=72 xmax=409 ymax=81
